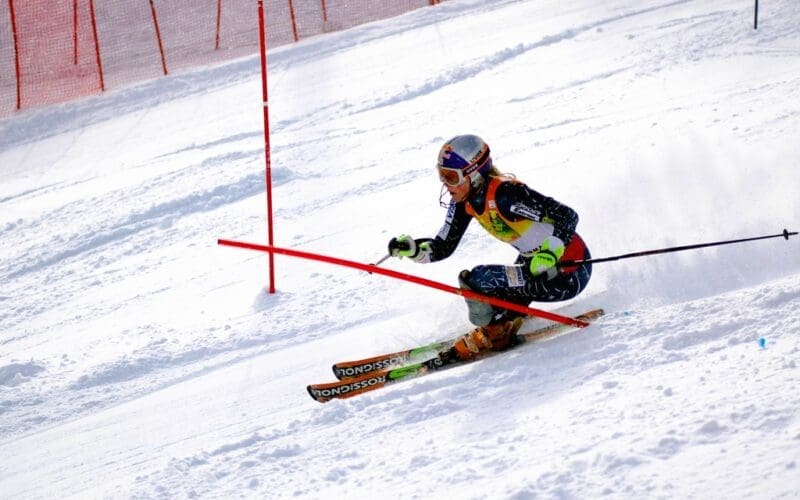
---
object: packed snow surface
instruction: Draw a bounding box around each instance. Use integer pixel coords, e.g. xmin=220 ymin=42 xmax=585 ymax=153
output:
xmin=1 ymin=0 xmax=799 ymax=498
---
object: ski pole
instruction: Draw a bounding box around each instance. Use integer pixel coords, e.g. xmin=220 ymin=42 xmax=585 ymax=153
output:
xmin=560 ymin=228 xmax=797 ymax=267
xmin=372 ymin=254 xmax=391 ymax=267
xmin=368 ymin=254 xmax=390 ymax=274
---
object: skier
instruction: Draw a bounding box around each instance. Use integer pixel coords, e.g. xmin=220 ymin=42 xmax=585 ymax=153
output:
xmin=387 ymin=134 xmax=592 ymax=362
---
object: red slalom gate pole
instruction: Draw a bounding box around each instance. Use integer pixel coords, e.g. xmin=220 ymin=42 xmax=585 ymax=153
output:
xmin=73 ymin=0 xmax=79 ymax=65
xmin=257 ymin=0 xmax=276 ymax=293
xmin=9 ymin=0 xmax=21 ymax=109
xmin=88 ymin=0 xmax=105 ymax=91
xmin=215 ymin=0 xmax=222 ymax=50
xmin=288 ymin=0 xmax=299 ymax=42
xmin=149 ymin=0 xmax=168 ymax=75
xmin=217 ymin=239 xmax=590 ymax=328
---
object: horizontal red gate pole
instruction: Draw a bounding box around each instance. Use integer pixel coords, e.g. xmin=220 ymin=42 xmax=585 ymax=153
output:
xmin=217 ymin=239 xmax=589 ymax=328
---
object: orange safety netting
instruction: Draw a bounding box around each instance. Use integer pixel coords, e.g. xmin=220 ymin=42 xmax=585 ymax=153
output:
xmin=0 ymin=0 xmax=440 ymax=118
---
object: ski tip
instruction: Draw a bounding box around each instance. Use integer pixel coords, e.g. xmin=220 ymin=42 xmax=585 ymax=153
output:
xmin=330 ymin=364 xmax=357 ymax=380
xmin=573 ymin=308 xmax=604 ymax=324
xmin=306 ymin=385 xmax=329 ymax=403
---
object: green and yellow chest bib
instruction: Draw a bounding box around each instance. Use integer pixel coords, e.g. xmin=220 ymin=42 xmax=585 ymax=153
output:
xmin=465 ymin=176 xmax=554 ymax=254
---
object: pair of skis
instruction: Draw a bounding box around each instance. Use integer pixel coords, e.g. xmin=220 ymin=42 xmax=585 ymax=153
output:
xmin=307 ymin=308 xmax=604 ymax=403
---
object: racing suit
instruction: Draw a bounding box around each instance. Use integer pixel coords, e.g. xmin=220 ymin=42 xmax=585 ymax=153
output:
xmin=413 ymin=175 xmax=592 ymax=326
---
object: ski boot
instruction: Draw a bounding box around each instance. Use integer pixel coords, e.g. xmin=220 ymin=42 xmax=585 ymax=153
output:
xmin=439 ymin=317 xmax=524 ymax=364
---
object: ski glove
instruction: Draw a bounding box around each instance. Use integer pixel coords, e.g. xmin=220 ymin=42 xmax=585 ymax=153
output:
xmin=388 ymin=235 xmax=432 ymax=262
xmin=529 ymin=236 xmax=565 ymax=277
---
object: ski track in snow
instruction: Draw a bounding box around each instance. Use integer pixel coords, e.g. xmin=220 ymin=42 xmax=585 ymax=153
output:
xmin=1 ymin=0 xmax=800 ymax=498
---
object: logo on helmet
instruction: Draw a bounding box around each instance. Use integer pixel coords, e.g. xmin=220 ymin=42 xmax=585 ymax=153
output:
xmin=438 ymin=145 xmax=454 ymax=167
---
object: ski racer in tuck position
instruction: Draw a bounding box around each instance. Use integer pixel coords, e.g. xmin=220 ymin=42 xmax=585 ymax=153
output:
xmin=388 ymin=134 xmax=592 ymax=362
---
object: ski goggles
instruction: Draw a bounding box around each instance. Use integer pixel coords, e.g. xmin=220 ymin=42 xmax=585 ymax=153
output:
xmin=437 ymin=146 xmax=491 ymax=186
xmin=438 ymin=166 xmax=467 ymax=186
xmin=438 ymin=159 xmax=488 ymax=186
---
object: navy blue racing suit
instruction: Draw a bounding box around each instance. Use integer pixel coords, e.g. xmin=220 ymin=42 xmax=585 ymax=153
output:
xmin=412 ymin=175 xmax=592 ymax=325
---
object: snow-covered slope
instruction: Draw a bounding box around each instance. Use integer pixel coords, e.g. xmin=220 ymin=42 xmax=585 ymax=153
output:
xmin=1 ymin=0 xmax=799 ymax=497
